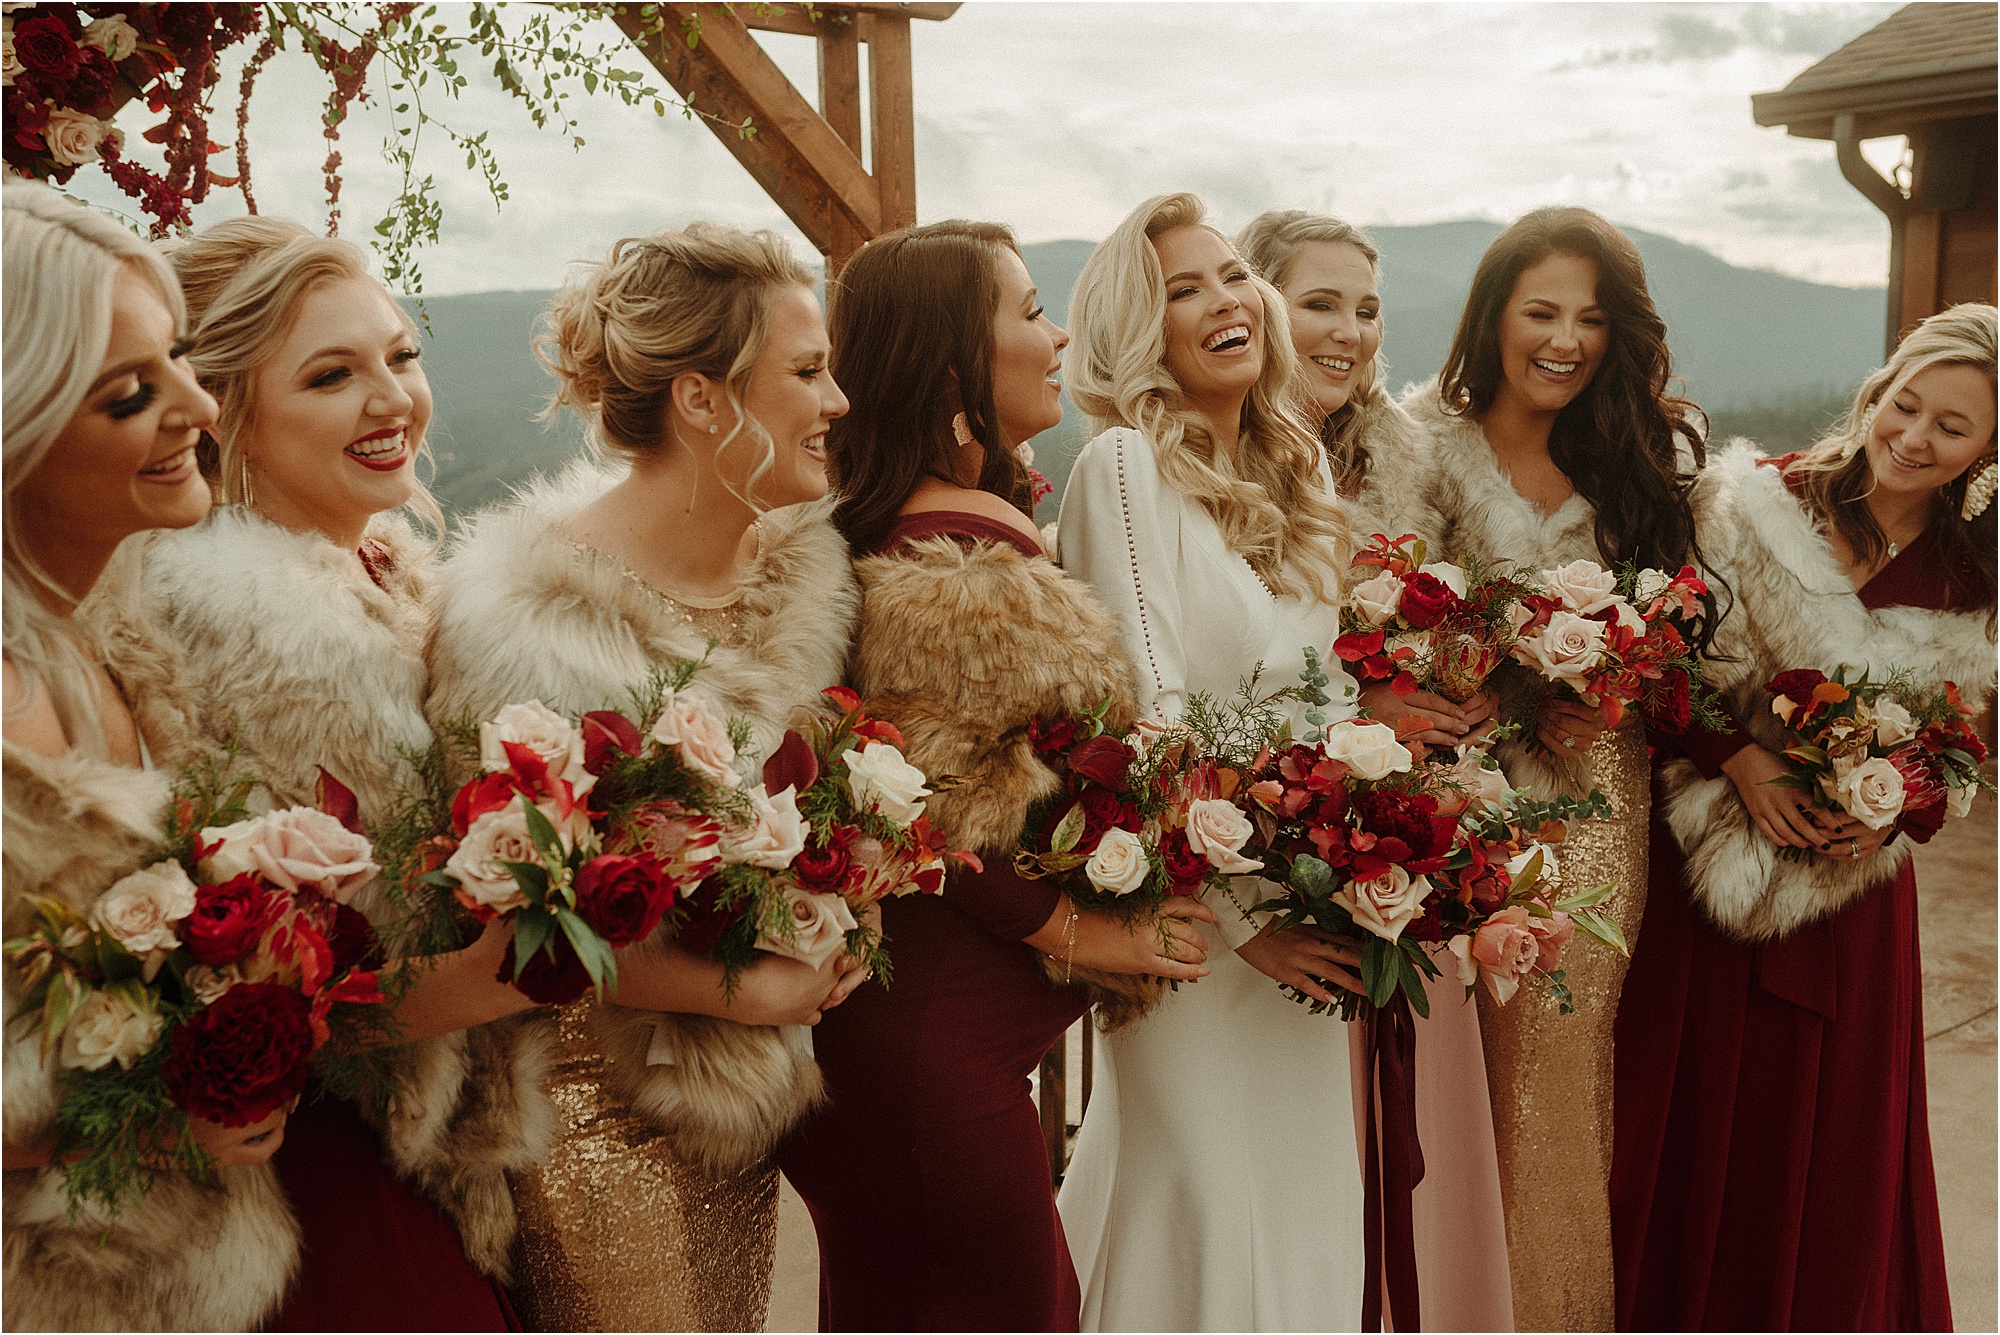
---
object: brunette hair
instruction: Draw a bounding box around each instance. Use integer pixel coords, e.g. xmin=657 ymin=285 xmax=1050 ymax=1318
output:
xmin=165 ymin=215 xmax=445 ymax=538
xmin=1437 ymin=207 xmax=1709 ymax=582
xmin=1788 ymin=302 xmax=1997 ymax=612
xmin=1068 ymin=192 xmax=1350 ymax=601
xmin=3 ymin=181 xmax=189 ymax=754
xmin=1236 ymin=208 xmax=1389 ymax=495
xmin=824 ymin=219 xmax=1034 ymax=553
xmin=537 ymin=223 xmax=813 ymax=511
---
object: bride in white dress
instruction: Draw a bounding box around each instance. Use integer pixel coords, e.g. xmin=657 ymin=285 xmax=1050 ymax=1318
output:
xmin=1054 ymin=192 xmax=1369 ymax=1332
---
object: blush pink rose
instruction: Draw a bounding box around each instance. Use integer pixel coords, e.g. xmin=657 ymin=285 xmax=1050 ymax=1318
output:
xmin=252 ymin=807 xmax=378 ymax=903
xmin=1528 ymin=908 xmax=1574 ymax=971
xmin=1470 ymin=905 xmax=1540 ymax=1004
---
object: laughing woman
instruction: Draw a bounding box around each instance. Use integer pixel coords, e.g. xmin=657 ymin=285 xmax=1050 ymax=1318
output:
xmin=1239 ymin=207 xmax=1513 ymax=1333
xmin=1 ymin=183 xmax=302 ymax=1331
xmin=425 ymin=224 xmax=859 ymax=1331
xmin=1404 ymin=205 xmax=1713 ymax=1331
xmin=1612 ymin=304 xmax=1996 ymax=1331
xmin=85 ymin=216 xmax=538 ymax=1330
xmin=1054 ymin=192 xmax=1369 ymax=1332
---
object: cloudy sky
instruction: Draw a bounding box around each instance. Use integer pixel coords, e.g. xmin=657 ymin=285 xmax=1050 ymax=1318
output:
xmin=67 ymin=1 xmax=1905 ymax=294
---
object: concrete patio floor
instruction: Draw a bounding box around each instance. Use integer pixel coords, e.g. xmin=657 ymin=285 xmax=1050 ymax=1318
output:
xmin=767 ymin=789 xmax=1998 ymax=1332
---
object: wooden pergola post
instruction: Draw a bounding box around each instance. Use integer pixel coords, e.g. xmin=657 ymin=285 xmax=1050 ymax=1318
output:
xmin=613 ymin=2 xmax=955 ymax=273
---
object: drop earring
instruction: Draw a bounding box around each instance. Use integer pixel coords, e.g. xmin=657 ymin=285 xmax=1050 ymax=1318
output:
xmin=237 ymin=453 xmax=256 ymax=508
xmin=1962 ymin=456 xmax=1997 ymax=520
xmin=951 ymin=412 xmax=975 ymax=448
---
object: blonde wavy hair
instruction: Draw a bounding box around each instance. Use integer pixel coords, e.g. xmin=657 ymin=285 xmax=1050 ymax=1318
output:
xmin=1788 ymin=301 xmax=1997 ymax=609
xmin=535 ymin=222 xmax=812 ymax=510
xmin=1235 ymin=208 xmax=1390 ymax=496
xmin=164 ymin=215 xmax=444 ymax=539
xmin=1068 ymin=192 xmax=1350 ymax=600
xmin=4 ymin=181 xmax=188 ymax=754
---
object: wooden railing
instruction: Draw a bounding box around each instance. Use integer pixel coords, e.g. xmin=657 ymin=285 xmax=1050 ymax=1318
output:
xmin=1037 ymin=1017 xmax=1094 ymax=1184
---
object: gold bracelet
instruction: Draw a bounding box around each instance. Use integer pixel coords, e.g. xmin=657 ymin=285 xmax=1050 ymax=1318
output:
xmin=1060 ymin=908 xmax=1080 ymax=985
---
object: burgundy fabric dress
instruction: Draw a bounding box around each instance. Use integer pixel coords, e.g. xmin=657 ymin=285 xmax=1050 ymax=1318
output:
xmin=777 ymin=512 xmax=1091 ymax=1332
xmin=1610 ymin=528 xmax=1967 ymax=1332
xmin=272 ymin=1091 xmax=519 ymax=1331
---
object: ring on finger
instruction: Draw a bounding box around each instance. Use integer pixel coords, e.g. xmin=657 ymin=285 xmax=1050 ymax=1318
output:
xmin=1850 ymin=839 xmax=1861 ymax=859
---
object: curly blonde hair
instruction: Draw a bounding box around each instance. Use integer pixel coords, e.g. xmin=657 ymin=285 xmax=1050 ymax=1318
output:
xmin=536 ymin=222 xmax=812 ymax=510
xmin=165 ymin=215 xmax=443 ymax=539
xmin=1068 ymin=192 xmax=1350 ymax=600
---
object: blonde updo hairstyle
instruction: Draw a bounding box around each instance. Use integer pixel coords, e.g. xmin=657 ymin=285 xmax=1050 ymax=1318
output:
xmin=536 ymin=223 xmax=813 ymax=507
xmin=1789 ymin=301 xmax=1997 ymax=612
xmin=165 ymin=214 xmax=444 ymax=537
xmin=3 ymin=181 xmax=190 ymax=754
xmin=1236 ymin=208 xmax=1388 ymax=496
xmin=1068 ymin=191 xmax=1351 ymax=600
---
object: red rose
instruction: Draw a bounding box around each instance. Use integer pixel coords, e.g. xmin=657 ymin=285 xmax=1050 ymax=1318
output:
xmin=1067 ymin=735 xmax=1135 ymax=790
xmin=573 ymin=854 xmax=672 ymax=947
xmin=672 ymin=875 xmax=748 ymax=956
xmin=162 ymin=982 xmax=314 ymax=1127
xmin=1158 ymin=828 xmax=1208 ymax=895
xmin=793 ymin=828 xmax=852 ymax=892
xmin=1765 ymin=668 xmax=1828 ymax=703
xmin=14 ymin=17 xmax=84 ymax=81
xmin=1028 ymin=714 xmax=1078 ymax=755
xmin=506 ymin=937 xmax=593 ymax=1005
xmin=1397 ymin=571 xmax=1461 ymax=630
xmin=1042 ymin=787 xmax=1141 ymax=854
xmin=181 ymin=875 xmax=282 ymax=967
xmin=324 ymin=903 xmax=382 ymax=978
xmin=1646 ymin=670 xmax=1693 ymax=734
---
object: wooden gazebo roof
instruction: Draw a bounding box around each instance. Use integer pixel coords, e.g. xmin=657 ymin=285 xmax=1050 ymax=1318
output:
xmin=1752 ymin=2 xmax=1997 ymax=139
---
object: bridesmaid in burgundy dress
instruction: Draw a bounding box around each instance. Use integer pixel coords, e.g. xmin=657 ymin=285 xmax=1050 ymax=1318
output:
xmin=1613 ymin=303 xmax=1997 ymax=1331
xmin=777 ymin=220 xmax=1219 ymax=1332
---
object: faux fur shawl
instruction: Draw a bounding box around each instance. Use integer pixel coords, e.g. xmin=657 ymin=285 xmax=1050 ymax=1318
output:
xmin=3 ymin=742 xmax=300 ymax=1332
xmin=82 ymin=507 xmax=549 ymax=1281
xmin=850 ymin=533 xmax=1154 ymax=1026
xmin=426 ymin=462 xmax=859 ymax=1173
xmin=1343 ymin=394 xmax=1441 ymax=545
xmin=1403 ymin=383 xmax=1617 ymax=798
xmin=1657 ymin=443 xmax=1997 ymax=941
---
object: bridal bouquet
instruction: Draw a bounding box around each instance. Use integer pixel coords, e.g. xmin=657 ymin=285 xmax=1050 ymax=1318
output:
xmin=1764 ymin=667 xmax=1994 ymax=845
xmin=675 ymin=687 xmax=974 ymax=984
xmin=1334 ymin=534 xmax=1544 ymax=710
xmin=1236 ymin=715 xmax=1620 ymax=1019
xmin=4 ymin=762 xmax=391 ymax=1214
xmin=1508 ymin=560 xmax=1717 ymax=736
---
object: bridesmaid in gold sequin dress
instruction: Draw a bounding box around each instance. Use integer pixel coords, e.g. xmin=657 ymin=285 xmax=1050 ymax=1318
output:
xmin=426 ymin=224 xmax=864 ymax=1331
xmin=1404 ymin=207 xmax=1718 ymax=1331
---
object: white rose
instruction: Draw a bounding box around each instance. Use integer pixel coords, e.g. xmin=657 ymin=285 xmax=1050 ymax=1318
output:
xmin=1084 ymin=827 xmax=1151 ymax=895
xmin=58 ymin=990 xmax=161 ymax=1071
xmin=1331 ymin=867 xmax=1431 ymax=942
xmin=721 ymin=784 xmax=808 ymax=869
xmin=1513 ymin=611 xmax=1608 ymax=690
xmin=1417 ymin=561 xmax=1469 ymax=599
xmin=1472 ymin=764 xmax=1513 ymax=812
xmin=91 ymin=861 xmax=196 ymax=956
xmin=1183 ymin=797 xmax=1262 ymax=875
xmin=199 ymin=815 xmax=268 ymax=882
xmin=481 ymin=699 xmax=596 ymax=798
xmin=842 ymin=741 xmax=932 ymax=828
xmin=1504 ymin=845 xmax=1558 ymax=891
xmin=444 ymin=804 xmax=540 ymax=913
xmin=1828 ymin=757 xmax=1906 ymax=831
xmin=1348 ymin=570 xmax=1405 ymax=627
xmin=185 ymin=964 xmax=243 ymax=1006
xmin=1633 ymin=568 xmax=1672 ymax=604
xmin=756 ymin=885 xmax=858 ymax=971
xmin=1611 ymin=600 xmax=1647 ymax=635
xmin=1872 ymin=698 xmax=1916 ymax=749
xmin=650 ymin=687 xmax=740 ymax=787
xmin=2 ymin=21 xmax=18 ymax=87
xmin=43 ymin=107 xmax=115 ymax=167
xmin=250 ymin=806 xmax=377 ymax=903
xmin=1947 ymin=783 xmax=1976 ymax=819
xmin=81 ymin=12 xmax=139 ymax=60
xmin=1322 ymin=719 xmax=1414 ymax=781
xmin=1539 ymin=559 xmax=1620 ymax=615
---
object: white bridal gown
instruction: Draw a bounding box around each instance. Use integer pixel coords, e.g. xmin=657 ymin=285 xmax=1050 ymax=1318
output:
xmin=1054 ymin=427 xmax=1368 ymax=1332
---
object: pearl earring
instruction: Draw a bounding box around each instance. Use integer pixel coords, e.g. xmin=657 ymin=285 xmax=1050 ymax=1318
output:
xmin=708 ymin=424 xmax=720 ymax=435
xmin=1962 ymin=456 xmax=1997 ymax=520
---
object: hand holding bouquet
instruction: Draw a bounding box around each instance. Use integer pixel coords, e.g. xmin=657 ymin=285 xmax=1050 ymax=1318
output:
xmin=4 ymin=762 xmax=390 ymax=1215
xmin=1763 ymin=667 xmax=1993 ymax=847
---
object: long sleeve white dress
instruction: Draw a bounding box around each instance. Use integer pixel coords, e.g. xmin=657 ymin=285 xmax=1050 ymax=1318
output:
xmin=1053 ymin=426 xmax=1368 ymax=1332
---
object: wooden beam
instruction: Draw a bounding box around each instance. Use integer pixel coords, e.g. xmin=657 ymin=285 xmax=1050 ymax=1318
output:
xmin=816 ymin=14 xmax=863 ymax=153
xmin=868 ymin=11 xmax=917 ymax=231
xmin=614 ymin=3 xmax=880 ymax=254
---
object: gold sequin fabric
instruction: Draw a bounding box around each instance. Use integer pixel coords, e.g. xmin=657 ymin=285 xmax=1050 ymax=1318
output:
xmin=510 ymin=998 xmax=778 ymax=1332
xmin=1477 ymin=722 xmax=1651 ymax=1332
